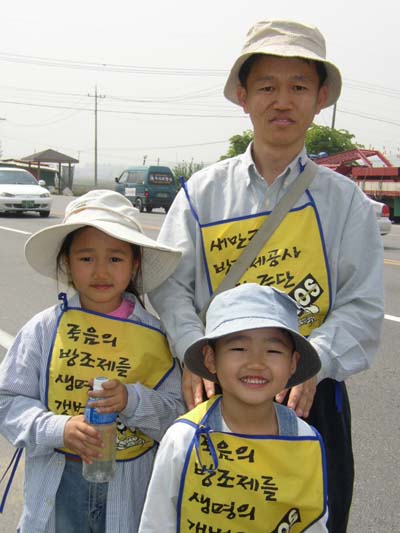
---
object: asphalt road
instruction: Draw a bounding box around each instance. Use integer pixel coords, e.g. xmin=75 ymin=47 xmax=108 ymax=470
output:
xmin=0 ymin=195 xmax=399 ymax=531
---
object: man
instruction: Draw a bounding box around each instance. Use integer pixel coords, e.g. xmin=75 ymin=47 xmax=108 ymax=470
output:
xmin=150 ymin=20 xmax=384 ymax=533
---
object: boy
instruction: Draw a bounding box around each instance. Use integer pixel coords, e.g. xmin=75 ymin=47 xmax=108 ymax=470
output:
xmin=139 ymin=284 xmax=328 ymax=532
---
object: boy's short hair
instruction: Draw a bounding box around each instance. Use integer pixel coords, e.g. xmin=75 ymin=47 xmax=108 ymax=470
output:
xmin=184 ymin=284 xmax=321 ymax=388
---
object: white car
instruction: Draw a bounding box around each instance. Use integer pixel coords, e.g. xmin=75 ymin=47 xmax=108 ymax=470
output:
xmin=0 ymin=167 xmax=52 ymax=217
xmin=367 ymin=197 xmax=392 ymax=236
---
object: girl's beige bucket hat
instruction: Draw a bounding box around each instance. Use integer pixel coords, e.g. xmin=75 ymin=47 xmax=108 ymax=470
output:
xmin=25 ymin=189 xmax=181 ymax=293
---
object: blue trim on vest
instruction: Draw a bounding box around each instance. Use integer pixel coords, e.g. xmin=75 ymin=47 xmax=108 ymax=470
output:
xmin=180 ymin=178 xmax=200 ymax=224
xmin=200 ymin=200 xmax=313 ymax=228
xmin=335 ymin=381 xmax=343 ymax=413
xmin=305 ymin=190 xmax=333 ymax=317
xmin=0 ymin=448 xmax=23 ymax=513
xmin=306 ymin=425 xmax=329 ymax=526
xmin=181 ymin=180 xmax=213 ymax=297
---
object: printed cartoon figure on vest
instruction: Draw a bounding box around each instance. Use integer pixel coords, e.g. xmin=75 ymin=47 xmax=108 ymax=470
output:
xmin=115 ymin=419 xmax=146 ymax=452
xmin=270 ymin=508 xmax=301 ymax=532
xmin=289 ymin=273 xmax=324 ymax=329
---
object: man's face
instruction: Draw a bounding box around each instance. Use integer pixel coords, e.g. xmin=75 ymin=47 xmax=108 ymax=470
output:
xmin=237 ymin=55 xmax=328 ymax=154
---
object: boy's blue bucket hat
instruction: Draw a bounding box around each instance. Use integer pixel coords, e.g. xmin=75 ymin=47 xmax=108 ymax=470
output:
xmin=184 ymin=283 xmax=321 ymax=388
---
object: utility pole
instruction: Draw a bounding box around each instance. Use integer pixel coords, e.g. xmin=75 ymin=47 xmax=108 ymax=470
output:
xmin=331 ymin=103 xmax=337 ymax=129
xmin=88 ymin=86 xmax=105 ymax=188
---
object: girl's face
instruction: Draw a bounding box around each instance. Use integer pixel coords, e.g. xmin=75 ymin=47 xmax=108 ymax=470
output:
xmin=64 ymin=227 xmax=138 ymax=314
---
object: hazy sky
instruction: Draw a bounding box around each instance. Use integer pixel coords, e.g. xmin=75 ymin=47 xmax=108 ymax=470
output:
xmin=0 ymin=0 xmax=399 ymax=176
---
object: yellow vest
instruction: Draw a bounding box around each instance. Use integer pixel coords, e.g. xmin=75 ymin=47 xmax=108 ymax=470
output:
xmin=178 ymin=396 xmax=327 ymax=533
xmin=47 ymin=303 xmax=174 ymax=461
xmin=200 ymin=199 xmax=331 ymax=337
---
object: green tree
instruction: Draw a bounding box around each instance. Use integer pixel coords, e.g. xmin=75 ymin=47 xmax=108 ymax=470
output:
xmin=220 ymin=130 xmax=254 ymax=159
xmin=305 ymin=124 xmax=360 ymax=156
xmin=173 ymin=159 xmax=204 ymax=183
xmin=219 ymin=125 xmax=360 ymax=161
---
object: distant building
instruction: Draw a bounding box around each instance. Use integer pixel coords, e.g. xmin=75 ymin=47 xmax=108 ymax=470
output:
xmin=21 ymin=148 xmax=79 ymax=193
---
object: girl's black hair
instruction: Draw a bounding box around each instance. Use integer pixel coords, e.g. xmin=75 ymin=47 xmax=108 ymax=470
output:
xmin=56 ymin=227 xmax=145 ymax=307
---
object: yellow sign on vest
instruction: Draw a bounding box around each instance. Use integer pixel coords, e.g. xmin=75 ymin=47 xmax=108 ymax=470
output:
xmin=47 ymin=307 xmax=174 ymax=460
xmin=179 ymin=399 xmax=326 ymax=533
xmin=201 ymin=203 xmax=331 ymax=337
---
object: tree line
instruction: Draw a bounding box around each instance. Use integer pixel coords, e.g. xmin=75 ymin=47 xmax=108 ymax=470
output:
xmin=173 ymin=125 xmax=361 ymax=181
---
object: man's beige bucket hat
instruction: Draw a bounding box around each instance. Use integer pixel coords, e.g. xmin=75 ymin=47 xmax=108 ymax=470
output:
xmin=224 ymin=19 xmax=342 ymax=109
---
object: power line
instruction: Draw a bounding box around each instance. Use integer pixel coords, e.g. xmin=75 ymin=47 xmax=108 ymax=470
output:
xmin=98 ymin=139 xmax=229 ymax=153
xmin=3 ymin=52 xmax=400 ymax=97
xmin=344 ymin=78 xmax=400 ymax=99
xmin=0 ymin=52 xmax=227 ymax=77
xmin=339 ymin=108 xmax=400 ymax=127
xmin=0 ymin=83 xmax=223 ymax=104
xmin=4 ymin=96 xmax=400 ymax=127
xmin=9 ymin=108 xmax=85 ymax=127
xmin=0 ymin=98 xmax=242 ymax=118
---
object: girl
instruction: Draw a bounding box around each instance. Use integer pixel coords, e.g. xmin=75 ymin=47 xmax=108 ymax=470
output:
xmin=0 ymin=190 xmax=185 ymax=533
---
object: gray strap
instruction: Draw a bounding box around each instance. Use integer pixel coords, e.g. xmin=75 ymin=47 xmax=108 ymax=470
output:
xmin=199 ymin=159 xmax=319 ymax=322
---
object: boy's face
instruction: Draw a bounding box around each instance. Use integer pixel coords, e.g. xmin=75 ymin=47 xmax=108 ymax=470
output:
xmin=203 ymin=327 xmax=299 ymax=406
xmin=236 ymin=55 xmax=328 ymax=156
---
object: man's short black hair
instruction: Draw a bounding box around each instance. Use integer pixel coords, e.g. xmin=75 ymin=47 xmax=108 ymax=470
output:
xmin=238 ymin=53 xmax=327 ymax=89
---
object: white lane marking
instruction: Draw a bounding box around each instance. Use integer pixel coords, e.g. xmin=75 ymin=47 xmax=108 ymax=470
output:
xmin=385 ymin=314 xmax=400 ymax=323
xmin=0 ymin=225 xmax=31 ymax=235
xmin=0 ymin=329 xmax=14 ymax=351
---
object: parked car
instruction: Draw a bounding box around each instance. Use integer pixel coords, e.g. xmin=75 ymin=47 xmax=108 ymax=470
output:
xmin=115 ymin=165 xmax=177 ymax=213
xmin=367 ymin=197 xmax=392 ymax=236
xmin=0 ymin=167 xmax=52 ymax=217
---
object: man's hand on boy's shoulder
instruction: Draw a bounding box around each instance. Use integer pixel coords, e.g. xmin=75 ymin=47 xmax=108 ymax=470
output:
xmin=275 ymin=376 xmax=317 ymax=419
xmin=182 ymin=366 xmax=215 ymax=410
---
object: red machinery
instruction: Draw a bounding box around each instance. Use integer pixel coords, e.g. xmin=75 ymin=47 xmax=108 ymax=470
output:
xmin=314 ymin=149 xmax=400 ymax=221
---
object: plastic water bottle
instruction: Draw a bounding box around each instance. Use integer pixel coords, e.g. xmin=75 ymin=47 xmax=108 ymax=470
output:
xmin=82 ymin=377 xmax=117 ymax=483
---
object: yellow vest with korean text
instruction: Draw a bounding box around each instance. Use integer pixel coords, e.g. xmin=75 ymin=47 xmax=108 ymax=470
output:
xmin=46 ymin=295 xmax=174 ymax=460
xmin=177 ymin=396 xmax=327 ymax=533
xmin=183 ymin=178 xmax=331 ymax=338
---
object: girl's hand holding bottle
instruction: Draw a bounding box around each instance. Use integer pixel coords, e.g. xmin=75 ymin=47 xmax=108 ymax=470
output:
xmin=87 ymin=379 xmax=128 ymax=414
xmin=63 ymin=415 xmax=104 ymax=464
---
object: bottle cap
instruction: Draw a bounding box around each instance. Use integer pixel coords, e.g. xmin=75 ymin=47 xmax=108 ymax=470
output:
xmin=93 ymin=377 xmax=108 ymax=391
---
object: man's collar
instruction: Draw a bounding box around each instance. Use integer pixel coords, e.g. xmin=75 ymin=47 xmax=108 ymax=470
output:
xmin=245 ymin=143 xmax=309 ymax=186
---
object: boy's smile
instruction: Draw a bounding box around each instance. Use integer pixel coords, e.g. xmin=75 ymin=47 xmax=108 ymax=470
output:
xmin=203 ymin=327 xmax=299 ymax=431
